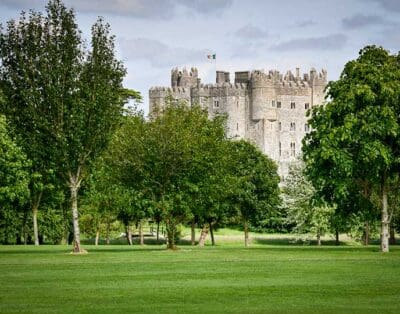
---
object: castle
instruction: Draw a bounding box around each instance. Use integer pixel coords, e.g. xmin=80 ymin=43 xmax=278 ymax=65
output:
xmin=149 ymin=67 xmax=327 ymax=180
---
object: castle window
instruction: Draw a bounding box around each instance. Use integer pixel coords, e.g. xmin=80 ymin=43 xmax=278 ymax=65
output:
xmin=214 ymin=100 xmax=219 ymax=108
xmin=290 ymin=142 xmax=296 ymax=156
xmin=279 ymin=142 xmax=282 ymax=156
xmin=272 ymin=100 xmax=276 ymax=107
xmin=237 ymin=123 xmax=239 ymax=131
xmin=291 ymin=102 xmax=296 ymax=109
xmin=305 ymin=103 xmax=310 ymax=110
xmin=290 ymin=122 xmax=296 ymax=131
xmin=277 ymin=101 xmax=281 ymax=108
xmin=305 ymin=123 xmax=310 ymax=132
xmin=237 ymin=100 xmax=239 ymax=108
xmin=279 ymin=122 xmax=282 ymax=131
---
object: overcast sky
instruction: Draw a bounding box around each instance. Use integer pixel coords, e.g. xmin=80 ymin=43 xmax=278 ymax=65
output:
xmin=1 ymin=0 xmax=400 ymax=114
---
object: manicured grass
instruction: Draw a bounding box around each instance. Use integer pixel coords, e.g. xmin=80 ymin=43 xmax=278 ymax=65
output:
xmin=1 ymin=244 xmax=400 ymax=313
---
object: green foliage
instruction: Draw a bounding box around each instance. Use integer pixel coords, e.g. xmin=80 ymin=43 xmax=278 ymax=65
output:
xmin=0 ymin=115 xmax=30 ymax=243
xmin=228 ymin=140 xmax=281 ymax=226
xmin=282 ymin=163 xmax=334 ymax=243
xmin=109 ymin=104 xmax=229 ymax=248
xmin=0 ymin=0 xmax=137 ymax=250
xmin=303 ymin=45 xmax=400 ymax=251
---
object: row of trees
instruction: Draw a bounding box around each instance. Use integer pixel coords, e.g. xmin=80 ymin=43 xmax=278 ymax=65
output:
xmin=84 ymin=104 xmax=280 ymax=249
xmin=1 ymin=2 xmax=399 ymax=252
xmin=0 ymin=0 xmax=135 ymax=252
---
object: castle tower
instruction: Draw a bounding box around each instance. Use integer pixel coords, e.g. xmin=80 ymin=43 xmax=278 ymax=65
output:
xmin=149 ymin=66 xmax=327 ymax=181
xmin=171 ymin=67 xmax=198 ymax=88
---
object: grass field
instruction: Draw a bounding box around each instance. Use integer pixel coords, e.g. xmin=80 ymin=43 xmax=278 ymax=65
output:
xmin=1 ymin=242 xmax=400 ymax=313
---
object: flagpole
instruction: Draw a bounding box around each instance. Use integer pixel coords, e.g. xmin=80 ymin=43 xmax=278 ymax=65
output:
xmin=215 ymin=53 xmax=217 ymax=82
xmin=207 ymin=52 xmax=217 ymax=82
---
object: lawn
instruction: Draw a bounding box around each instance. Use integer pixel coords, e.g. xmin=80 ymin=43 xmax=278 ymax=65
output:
xmin=0 ymin=243 xmax=400 ymax=313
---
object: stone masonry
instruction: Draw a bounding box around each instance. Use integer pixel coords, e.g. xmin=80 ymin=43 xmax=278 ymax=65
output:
xmin=149 ymin=67 xmax=327 ymax=180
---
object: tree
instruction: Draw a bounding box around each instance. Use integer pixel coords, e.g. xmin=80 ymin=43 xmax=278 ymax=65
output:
xmin=109 ymin=104 xmax=228 ymax=249
xmin=282 ymin=163 xmax=334 ymax=245
xmin=0 ymin=0 xmax=133 ymax=252
xmin=303 ymin=46 xmax=400 ymax=252
xmin=0 ymin=115 xmax=30 ymax=243
xmin=227 ymin=140 xmax=280 ymax=247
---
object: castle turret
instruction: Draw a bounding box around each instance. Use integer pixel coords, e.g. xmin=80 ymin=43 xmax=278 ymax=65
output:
xmin=250 ymin=71 xmax=277 ymax=122
xmin=216 ymin=71 xmax=230 ymax=84
xmin=171 ymin=67 xmax=198 ymax=88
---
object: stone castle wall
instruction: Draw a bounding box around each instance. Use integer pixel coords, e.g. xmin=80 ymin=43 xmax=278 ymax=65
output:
xmin=149 ymin=67 xmax=327 ymax=180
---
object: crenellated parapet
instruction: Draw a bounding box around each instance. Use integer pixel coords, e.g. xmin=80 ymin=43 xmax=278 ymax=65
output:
xmin=191 ymin=83 xmax=247 ymax=99
xmin=171 ymin=67 xmax=198 ymax=88
xmin=250 ymin=68 xmax=327 ymax=88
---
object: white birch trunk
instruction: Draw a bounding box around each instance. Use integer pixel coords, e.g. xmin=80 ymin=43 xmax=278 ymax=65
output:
xmin=69 ymin=171 xmax=84 ymax=253
xmin=33 ymin=207 xmax=39 ymax=246
xmin=32 ymin=192 xmax=42 ymax=246
xmin=95 ymin=230 xmax=100 ymax=246
xmin=381 ymin=179 xmax=389 ymax=253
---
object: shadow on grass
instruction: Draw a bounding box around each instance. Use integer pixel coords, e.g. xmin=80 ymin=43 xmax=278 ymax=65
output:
xmin=253 ymin=237 xmax=350 ymax=246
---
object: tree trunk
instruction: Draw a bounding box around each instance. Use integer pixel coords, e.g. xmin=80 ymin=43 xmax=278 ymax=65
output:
xmin=139 ymin=221 xmax=144 ymax=246
xmin=381 ymin=178 xmax=389 ymax=253
xmin=191 ymin=220 xmax=196 ymax=246
xmin=156 ymin=221 xmax=160 ymax=242
xmin=389 ymin=226 xmax=396 ymax=245
xmin=95 ymin=230 xmax=100 ymax=246
xmin=363 ymin=222 xmax=370 ymax=246
xmin=210 ymin=223 xmax=215 ymax=246
xmin=32 ymin=206 xmax=39 ymax=246
xmin=69 ymin=171 xmax=83 ymax=253
xmin=23 ymin=212 xmax=28 ymax=245
xmin=198 ymin=224 xmax=209 ymax=247
xmin=106 ymin=218 xmax=110 ymax=245
xmin=335 ymin=228 xmax=339 ymax=246
xmin=317 ymin=229 xmax=321 ymax=246
xmin=32 ymin=191 xmax=42 ymax=246
xmin=166 ymin=220 xmax=176 ymax=250
xmin=244 ymin=220 xmax=249 ymax=247
xmin=126 ymin=225 xmax=133 ymax=246
xmin=69 ymin=171 xmax=84 ymax=253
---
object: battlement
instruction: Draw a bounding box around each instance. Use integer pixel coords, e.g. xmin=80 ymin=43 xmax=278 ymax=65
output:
xmin=197 ymin=82 xmax=247 ymax=90
xmin=250 ymin=68 xmax=327 ymax=87
xmin=171 ymin=67 xmax=198 ymax=88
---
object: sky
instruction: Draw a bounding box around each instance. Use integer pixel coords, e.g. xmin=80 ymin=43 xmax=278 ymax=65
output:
xmin=1 ymin=0 xmax=400 ymax=115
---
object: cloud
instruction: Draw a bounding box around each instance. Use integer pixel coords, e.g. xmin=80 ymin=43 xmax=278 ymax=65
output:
xmin=293 ymin=20 xmax=316 ymax=28
xmin=119 ymin=38 xmax=207 ymax=67
xmin=177 ymin=0 xmax=233 ymax=15
xmin=234 ymin=24 xmax=268 ymax=39
xmin=370 ymin=0 xmax=400 ymax=12
xmin=0 ymin=0 xmax=233 ymax=19
xmin=342 ymin=14 xmax=386 ymax=29
xmin=271 ymin=34 xmax=347 ymax=51
xmin=70 ymin=0 xmax=175 ymax=19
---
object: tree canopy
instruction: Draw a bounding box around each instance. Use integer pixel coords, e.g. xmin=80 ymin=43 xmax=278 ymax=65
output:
xmin=303 ymin=45 xmax=400 ymax=252
xmin=0 ymin=0 xmax=133 ymax=252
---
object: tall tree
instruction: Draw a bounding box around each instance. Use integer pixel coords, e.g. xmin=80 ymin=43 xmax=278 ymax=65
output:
xmin=303 ymin=46 xmax=400 ymax=252
xmin=0 ymin=0 xmax=131 ymax=252
xmin=227 ymin=140 xmax=280 ymax=247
